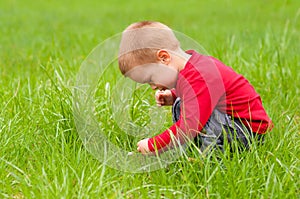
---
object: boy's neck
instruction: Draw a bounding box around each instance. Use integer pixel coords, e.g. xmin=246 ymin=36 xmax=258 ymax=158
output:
xmin=174 ymin=48 xmax=192 ymax=71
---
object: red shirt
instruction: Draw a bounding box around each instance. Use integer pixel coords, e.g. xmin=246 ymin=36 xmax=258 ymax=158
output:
xmin=148 ymin=51 xmax=273 ymax=152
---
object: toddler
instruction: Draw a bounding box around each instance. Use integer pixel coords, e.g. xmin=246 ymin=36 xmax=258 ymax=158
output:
xmin=118 ymin=21 xmax=273 ymax=154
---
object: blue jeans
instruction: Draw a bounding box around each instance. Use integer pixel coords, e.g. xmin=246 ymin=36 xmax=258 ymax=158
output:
xmin=172 ymin=98 xmax=264 ymax=152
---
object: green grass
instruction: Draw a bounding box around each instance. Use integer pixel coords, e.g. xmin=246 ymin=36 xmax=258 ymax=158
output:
xmin=1 ymin=0 xmax=299 ymax=198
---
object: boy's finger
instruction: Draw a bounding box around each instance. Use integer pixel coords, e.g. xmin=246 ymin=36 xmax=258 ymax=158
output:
xmin=156 ymin=91 xmax=167 ymax=101
xmin=155 ymin=90 xmax=162 ymax=98
xmin=156 ymin=99 xmax=164 ymax=106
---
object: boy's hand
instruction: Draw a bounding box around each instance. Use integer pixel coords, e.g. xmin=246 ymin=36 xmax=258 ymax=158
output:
xmin=155 ymin=90 xmax=174 ymax=106
xmin=137 ymin=138 xmax=150 ymax=154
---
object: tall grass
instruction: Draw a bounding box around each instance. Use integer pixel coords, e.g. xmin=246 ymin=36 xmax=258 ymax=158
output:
xmin=0 ymin=0 xmax=299 ymax=198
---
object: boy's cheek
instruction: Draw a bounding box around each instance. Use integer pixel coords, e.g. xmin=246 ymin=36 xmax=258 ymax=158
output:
xmin=126 ymin=72 xmax=149 ymax=84
xmin=157 ymin=77 xmax=177 ymax=89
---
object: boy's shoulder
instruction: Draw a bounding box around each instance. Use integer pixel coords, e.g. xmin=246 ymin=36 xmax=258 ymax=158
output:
xmin=183 ymin=50 xmax=242 ymax=84
xmin=186 ymin=50 xmax=223 ymax=65
xmin=185 ymin=50 xmax=225 ymax=71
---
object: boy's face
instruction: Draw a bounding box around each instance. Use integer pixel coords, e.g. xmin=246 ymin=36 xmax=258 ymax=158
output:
xmin=125 ymin=63 xmax=178 ymax=90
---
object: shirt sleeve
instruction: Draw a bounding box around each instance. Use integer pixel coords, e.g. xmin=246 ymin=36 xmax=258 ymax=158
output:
xmin=170 ymin=88 xmax=177 ymax=99
xmin=148 ymin=57 xmax=225 ymax=152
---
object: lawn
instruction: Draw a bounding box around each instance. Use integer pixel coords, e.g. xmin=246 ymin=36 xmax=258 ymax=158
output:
xmin=0 ymin=0 xmax=299 ymax=198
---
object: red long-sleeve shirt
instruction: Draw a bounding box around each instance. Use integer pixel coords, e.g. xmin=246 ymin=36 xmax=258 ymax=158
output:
xmin=148 ymin=50 xmax=273 ymax=152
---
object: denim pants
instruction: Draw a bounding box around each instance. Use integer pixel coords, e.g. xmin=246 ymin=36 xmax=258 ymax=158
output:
xmin=172 ymin=98 xmax=264 ymax=152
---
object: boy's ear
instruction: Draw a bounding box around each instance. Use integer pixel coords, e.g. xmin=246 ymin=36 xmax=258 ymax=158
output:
xmin=157 ymin=49 xmax=171 ymax=64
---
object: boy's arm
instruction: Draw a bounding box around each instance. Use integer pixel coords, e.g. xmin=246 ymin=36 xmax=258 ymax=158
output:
xmin=170 ymin=88 xmax=177 ymax=99
xmin=147 ymin=124 xmax=178 ymax=152
xmin=147 ymin=64 xmax=225 ymax=152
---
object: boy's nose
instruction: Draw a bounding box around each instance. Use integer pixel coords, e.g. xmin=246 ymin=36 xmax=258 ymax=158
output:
xmin=150 ymin=84 xmax=157 ymax=90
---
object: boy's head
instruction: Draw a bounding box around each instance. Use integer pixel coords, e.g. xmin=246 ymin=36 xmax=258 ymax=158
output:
xmin=118 ymin=21 xmax=182 ymax=90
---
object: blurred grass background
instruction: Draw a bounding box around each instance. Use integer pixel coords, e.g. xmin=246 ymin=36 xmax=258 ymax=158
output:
xmin=0 ymin=0 xmax=299 ymax=198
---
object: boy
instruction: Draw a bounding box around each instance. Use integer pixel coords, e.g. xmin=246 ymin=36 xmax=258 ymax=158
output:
xmin=118 ymin=21 xmax=273 ymax=155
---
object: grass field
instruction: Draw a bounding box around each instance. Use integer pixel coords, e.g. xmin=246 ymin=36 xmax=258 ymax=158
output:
xmin=1 ymin=0 xmax=300 ymax=198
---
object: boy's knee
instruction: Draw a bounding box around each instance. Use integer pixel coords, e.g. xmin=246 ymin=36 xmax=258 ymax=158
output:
xmin=172 ymin=97 xmax=181 ymax=123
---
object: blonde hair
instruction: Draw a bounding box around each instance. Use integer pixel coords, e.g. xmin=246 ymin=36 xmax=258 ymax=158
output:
xmin=118 ymin=21 xmax=180 ymax=75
